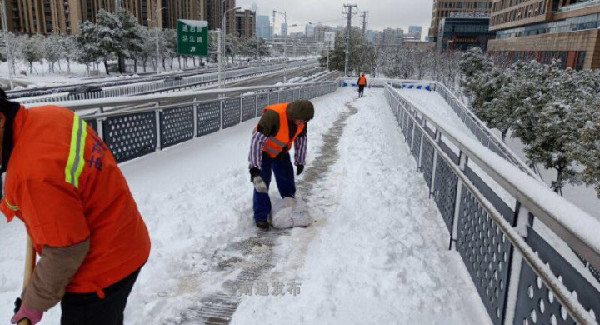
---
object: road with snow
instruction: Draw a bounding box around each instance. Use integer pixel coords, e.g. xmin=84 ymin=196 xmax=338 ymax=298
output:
xmin=0 ymin=88 xmax=491 ymax=324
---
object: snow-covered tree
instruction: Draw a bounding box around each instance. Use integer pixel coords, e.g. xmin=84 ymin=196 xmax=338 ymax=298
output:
xmin=245 ymin=37 xmax=270 ymax=59
xmin=459 ymin=47 xmax=493 ymax=96
xmin=525 ymin=68 xmax=582 ymax=193
xmin=76 ymin=21 xmax=105 ymax=74
xmin=163 ymin=29 xmax=177 ymax=70
xmin=1 ymin=32 xmax=22 ymax=76
xmin=508 ymin=60 xmax=554 ymax=145
xmin=60 ymin=35 xmax=79 ymax=73
xmin=573 ymin=109 xmax=600 ymax=197
xmin=471 ymin=67 xmax=512 ymax=140
xmin=21 ymin=34 xmax=44 ymax=73
xmin=94 ymin=8 xmax=142 ymax=74
xmin=43 ymin=34 xmax=62 ymax=72
xmin=321 ymin=28 xmax=375 ymax=75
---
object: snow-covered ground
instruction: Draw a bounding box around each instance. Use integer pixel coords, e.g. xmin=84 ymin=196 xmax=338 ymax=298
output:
xmin=0 ymin=88 xmax=490 ymax=324
xmin=231 ymin=89 xmax=490 ymax=325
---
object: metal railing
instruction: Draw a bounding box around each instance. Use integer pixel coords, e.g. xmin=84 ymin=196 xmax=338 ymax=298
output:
xmin=384 ymin=83 xmax=600 ymax=325
xmin=16 ymin=60 xmax=316 ymax=105
xmin=81 ymin=81 xmax=337 ymax=164
xmin=339 ymin=77 xmax=539 ymax=180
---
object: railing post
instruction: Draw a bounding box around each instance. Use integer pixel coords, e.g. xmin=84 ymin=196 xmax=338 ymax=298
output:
xmin=417 ymin=119 xmax=425 ymax=172
xmin=429 ymin=130 xmax=442 ymax=198
xmin=449 ymin=151 xmax=468 ymax=250
xmin=503 ymin=202 xmax=530 ymax=325
xmin=96 ymin=118 xmax=104 ymax=140
xmin=192 ymin=98 xmax=198 ymax=137
xmin=220 ymin=99 xmax=224 ymax=130
xmin=240 ymin=96 xmax=243 ymax=123
xmin=155 ymin=108 xmax=162 ymax=152
xmin=255 ymin=95 xmax=259 ymax=118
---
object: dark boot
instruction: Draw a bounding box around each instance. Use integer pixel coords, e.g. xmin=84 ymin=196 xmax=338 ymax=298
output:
xmin=256 ymin=221 xmax=270 ymax=231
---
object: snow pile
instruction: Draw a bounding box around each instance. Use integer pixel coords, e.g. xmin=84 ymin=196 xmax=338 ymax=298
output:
xmin=231 ymin=89 xmax=490 ymax=325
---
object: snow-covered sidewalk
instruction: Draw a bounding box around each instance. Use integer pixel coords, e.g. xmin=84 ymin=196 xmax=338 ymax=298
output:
xmin=231 ymin=89 xmax=490 ymax=324
xmin=0 ymin=88 xmax=490 ymax=324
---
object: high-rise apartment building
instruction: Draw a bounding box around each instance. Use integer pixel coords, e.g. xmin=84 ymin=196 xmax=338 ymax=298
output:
xmin=206 ymin=0 xmax=236 ymax=34
xmin=428 ymin=0 xmax=492 ymax=42
xmin=0 ymin=0 xmax=207 ymax=34
xmin=408 ymin=26 xmax=422 ymax=40
xmin=488 ymin=0 xmax=600 ymax=70
xmin=235 ymin=9 xmax=255 ymax=39
xmin=379 ymin=27 xmax=403 ymax=45
xmin=305 ymin=24 xmax=314 ymax=38
xmin=256 ymin=15 xmax=271 ymax=39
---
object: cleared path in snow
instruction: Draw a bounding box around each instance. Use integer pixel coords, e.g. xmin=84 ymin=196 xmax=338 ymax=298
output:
xmin=0 ymin=88 xmax=490 ymax=324
xmin=231 ymin=89 xmax=490 ymax=324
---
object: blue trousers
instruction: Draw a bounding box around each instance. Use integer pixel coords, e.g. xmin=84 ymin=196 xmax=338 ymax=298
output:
xmin=253 ymin=152 xmax=296 ymax=222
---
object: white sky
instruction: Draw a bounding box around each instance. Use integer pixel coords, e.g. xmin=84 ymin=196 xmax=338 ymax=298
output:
xmin=237 ymin=0 xmax=433 ymax=38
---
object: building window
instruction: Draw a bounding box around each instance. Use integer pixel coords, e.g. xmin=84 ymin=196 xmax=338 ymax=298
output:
xmin=576 ymin=51 xmax=586 ymax=70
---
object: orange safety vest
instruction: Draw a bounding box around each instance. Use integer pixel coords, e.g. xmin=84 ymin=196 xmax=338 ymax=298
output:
xmin=358 ymin=76 xmax=367 ymax=86
xmin=1 ymin=106 xmax=151 ymax=297
xmin=258 ymin=103 xmax=306 ymax=158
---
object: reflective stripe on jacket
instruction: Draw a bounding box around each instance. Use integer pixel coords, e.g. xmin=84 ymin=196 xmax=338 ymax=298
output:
xmin=1 ymin=106 xmax=151 ymax=297
xmin=257 ymin=103 xmax=305 ymax=158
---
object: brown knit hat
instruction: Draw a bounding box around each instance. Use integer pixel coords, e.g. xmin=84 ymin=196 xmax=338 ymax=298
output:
xmin=287 ymin=100 xmax=314 ymax=122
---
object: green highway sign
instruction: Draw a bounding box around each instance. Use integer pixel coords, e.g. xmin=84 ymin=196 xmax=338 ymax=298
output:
xmin=177 ymin=20 xmax=208 ymax=57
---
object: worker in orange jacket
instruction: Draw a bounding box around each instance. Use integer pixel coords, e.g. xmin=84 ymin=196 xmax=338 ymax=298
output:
xmin=248 ymin=100 xmax=314 ymax=230
xmin=0 ymin=89 xmax=151 ymax=325
xmin=357 ymin=74 xmax=367 ymax=98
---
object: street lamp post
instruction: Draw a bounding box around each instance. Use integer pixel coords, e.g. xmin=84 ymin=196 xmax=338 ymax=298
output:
xmin=151 ymin=6 xmax=167 ymax=76
xmin=218 ymin=4 xmax=241 ymax=89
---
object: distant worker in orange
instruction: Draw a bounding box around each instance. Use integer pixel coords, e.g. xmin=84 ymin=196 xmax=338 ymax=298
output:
xmin=357 ymin=73 xmax=367 ymax=98
xmin=0 ymin=89 xmax=151 ymax=325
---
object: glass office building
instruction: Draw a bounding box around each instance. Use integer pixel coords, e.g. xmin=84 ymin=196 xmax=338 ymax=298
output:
xmin=437 ymin=17 xmax=496 ymax=51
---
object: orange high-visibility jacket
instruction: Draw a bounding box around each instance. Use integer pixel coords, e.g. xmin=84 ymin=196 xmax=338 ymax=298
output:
xmin=358 ymin=76 xmax=367 ymax=86
xmin=1 ymin=106 xmax=151 ymax=297
xmin=258 ymin=103 xmax=305 ymax=158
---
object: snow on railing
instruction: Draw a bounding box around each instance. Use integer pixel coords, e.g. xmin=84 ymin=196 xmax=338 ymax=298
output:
xmin=338 ymin=77 xmax=538 ymax=181
xmin=384 ymin=83 xmax=600 ymax=325
xmin=15 ymin=60 xmax=316 ymax=105
xmin=79 ymin=81 xmax=337 ymax=164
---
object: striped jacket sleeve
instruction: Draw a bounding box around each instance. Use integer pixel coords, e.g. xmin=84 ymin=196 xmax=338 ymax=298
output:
xmin=294 ymin=136 xmax=307 ymax=166
xmin=248 ymin=131 xmax=268 ymax=169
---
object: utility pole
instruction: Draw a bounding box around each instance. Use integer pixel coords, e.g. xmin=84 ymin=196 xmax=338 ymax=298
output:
xmin=361 ymin=11 xmax=368 ymax=35
xmin=343 ymin=4 xmax=357 ymax=77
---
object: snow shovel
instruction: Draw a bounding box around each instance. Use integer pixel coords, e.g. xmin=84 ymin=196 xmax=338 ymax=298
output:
xmin=18 ymin=236 xmax=36 ymax=325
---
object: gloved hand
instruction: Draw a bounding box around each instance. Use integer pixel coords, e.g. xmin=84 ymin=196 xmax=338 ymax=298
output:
xmin=12 ymin=298 xmax=43 ymax=325
xmin=296 ymin=165 xmax=304 ymax=176
xmin=250 ymin=167 xmax=261 ymax=182
xmin=250 ymin=167 xmax=268 ymax=193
